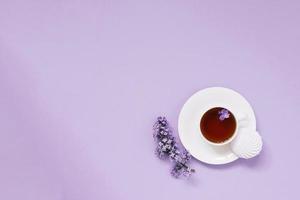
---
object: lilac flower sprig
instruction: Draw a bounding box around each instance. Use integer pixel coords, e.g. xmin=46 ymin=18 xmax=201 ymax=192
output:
xmin=153 ymin=117 xmax=195 ymax=178
xmin=218 ymin=108 xmax=230 ymax=121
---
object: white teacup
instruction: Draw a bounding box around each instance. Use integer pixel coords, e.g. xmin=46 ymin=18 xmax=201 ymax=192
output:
xmin=199 ymin=106 xmax=263 ymax=159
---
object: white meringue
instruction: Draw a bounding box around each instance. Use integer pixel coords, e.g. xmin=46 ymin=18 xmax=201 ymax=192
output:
xmin=230 ymin=128 xmax=263 ymax=159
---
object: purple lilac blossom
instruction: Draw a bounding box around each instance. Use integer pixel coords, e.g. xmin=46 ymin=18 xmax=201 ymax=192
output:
xmin=153 ymin=117 xmax=195 ymax=178
xmin=218 ymin=108 xmax=230 ymax=121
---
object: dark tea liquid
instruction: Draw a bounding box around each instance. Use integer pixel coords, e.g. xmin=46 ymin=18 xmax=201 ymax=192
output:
xmin=200 ymin=107 xmax=236 ymax=143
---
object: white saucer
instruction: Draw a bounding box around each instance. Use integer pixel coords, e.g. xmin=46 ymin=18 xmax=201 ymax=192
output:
xmin=178 ymin=87 xmax=256 ymax=165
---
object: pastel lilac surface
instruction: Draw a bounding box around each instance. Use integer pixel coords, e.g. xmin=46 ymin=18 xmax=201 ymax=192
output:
xmin=0 ymin=0 xmax=300 ymax=200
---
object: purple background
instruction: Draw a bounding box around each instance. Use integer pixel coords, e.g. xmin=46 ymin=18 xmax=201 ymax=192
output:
xmin=0 ymin=0 xmax=300 ymax=199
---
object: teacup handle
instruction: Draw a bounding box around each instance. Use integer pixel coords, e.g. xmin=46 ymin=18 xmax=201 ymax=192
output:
xmin=236 ymin=113 xmax=250 ymax=128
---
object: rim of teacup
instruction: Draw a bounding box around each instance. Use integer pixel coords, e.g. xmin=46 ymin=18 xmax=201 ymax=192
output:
xmin=199 ymin=105 xmax=240 ymax=146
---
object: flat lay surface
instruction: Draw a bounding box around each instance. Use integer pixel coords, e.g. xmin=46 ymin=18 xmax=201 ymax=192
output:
xmin=0 ymin=0 xmax=300 ymax=200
